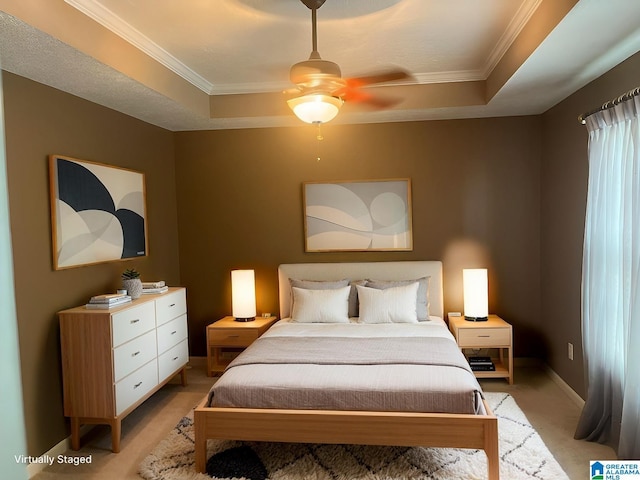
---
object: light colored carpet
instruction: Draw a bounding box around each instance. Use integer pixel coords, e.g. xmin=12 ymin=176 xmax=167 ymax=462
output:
xmin=139 ymin=392 xmax=569 ymax=480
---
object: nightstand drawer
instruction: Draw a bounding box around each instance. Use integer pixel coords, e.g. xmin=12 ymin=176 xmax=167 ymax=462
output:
xmin=208 ymin=328 xmax=259 ymax=347
xmin=457 ymin=328 xmax=510 ymax=347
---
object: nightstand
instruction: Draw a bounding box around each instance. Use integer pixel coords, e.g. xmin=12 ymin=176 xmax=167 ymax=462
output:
xmin=448 ymin=314 xmax=513 ymax=384
xmin=206 ymin=315 xmax=278 ymax=376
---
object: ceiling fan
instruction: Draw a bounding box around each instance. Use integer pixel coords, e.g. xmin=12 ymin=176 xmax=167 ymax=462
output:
xmin=286 ymin=0 xmax=412 ymax=124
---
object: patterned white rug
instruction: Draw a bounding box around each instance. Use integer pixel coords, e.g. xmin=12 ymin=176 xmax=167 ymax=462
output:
xmin=139 ymin=392 xmax=569 ymax=480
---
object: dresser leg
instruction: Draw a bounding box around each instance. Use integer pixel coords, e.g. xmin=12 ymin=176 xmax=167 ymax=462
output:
xmin=70 ymin=417 xmax=81 ymax=450
xmin=110 ymin=419 xmax=121 ymax=453
xmin=180 ymin=366 xmax=188 ymax=386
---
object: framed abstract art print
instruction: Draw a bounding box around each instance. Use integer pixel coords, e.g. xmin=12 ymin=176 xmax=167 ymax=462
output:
xmin=303 ymin=178 xmax=413 ymax=252
xmin=49 ymin=155 xmax=148 ymax=270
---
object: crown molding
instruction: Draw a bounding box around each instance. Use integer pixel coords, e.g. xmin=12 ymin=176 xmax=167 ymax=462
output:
xmin=482 ymin=0 xmax=543 ymax=77
xmin=414 ymin=70 xmax=485 ymax=84
xmin=64 ymin=0 xmax=215 ymax=94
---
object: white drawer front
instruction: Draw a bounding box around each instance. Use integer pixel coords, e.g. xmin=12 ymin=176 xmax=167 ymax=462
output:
xmin=155 ymin=289 xmax=187 ymax=326
xmin=113 ymin=330 xmax=157 ymax=382
xmin=115 ymin=359 xmax=158 ymax=415
xmin=157 ymin=314 xmax=188 ymax=354
xmin=158 ymin=339 xmax=188 ymax=382
xmin=111 ymin=302 xmax=155 ymax=347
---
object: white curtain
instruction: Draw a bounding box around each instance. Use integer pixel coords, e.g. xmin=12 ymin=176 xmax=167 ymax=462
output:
xmin=575 ymin=94 xmax=640 ymax=459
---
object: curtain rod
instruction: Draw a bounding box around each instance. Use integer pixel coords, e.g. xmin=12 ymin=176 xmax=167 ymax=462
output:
xmin=578 ymin=85 xmax=640 ymax=124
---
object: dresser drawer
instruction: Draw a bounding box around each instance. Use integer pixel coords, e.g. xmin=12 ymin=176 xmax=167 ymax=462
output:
xmin=209 ymin=328 xmax=259 ymax=347
xmin=111 ymin=302 xmax=155 ymax=347
xmin=156 ymin=289 xmax=187 ymax=326
xmin=457 ymin=327 xmax=510 ymax=347
xmin=113 ymin=329 xmax=157 ymax=382
xmin=115 ymin=359 xmax=158 ymax=415
xmin=158 ymin=339 xmax=188 ymax=381
xmin=157 ymin=314 xmax=188 ymax=355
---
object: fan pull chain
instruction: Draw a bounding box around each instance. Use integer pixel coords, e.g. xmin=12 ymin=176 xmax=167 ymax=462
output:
xmin=316 ymin=123 xmax=323 ymax=162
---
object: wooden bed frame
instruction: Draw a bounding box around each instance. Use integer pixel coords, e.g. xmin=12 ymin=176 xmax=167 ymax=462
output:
xmin=194 ymin=261 xmax=500 ymax=479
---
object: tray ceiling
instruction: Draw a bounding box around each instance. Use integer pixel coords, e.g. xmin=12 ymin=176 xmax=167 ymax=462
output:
xmin=1 ymin=0 xmax=640 ymax=130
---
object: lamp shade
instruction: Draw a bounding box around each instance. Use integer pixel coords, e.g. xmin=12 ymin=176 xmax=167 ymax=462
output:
xmin=287 ymin=94 xmax=343 ymax=124
xmin=463 ymin=269 xmax=488 ymax=321
xmin=231 ymin=269 xmax=256 ymax=321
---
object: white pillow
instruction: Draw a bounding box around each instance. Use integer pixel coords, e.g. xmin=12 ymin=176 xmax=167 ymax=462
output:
xmin=291 ymin=286 xmax=350 ymax=323
xmin=357 ymin=283 xmax=419 ymax=324
xmin=365 ymin=276 xmax=430 ymax=321
xmin=289 ymin=278 xmax=350 ymax=317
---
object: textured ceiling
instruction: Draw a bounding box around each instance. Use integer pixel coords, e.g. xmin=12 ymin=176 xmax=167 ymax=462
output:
xmin=1 ymin=0 xmax=640 ymax=131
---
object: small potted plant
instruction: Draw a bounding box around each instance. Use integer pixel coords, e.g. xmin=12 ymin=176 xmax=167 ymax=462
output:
xmin=122 ymin=268 xmax=143 ymax=299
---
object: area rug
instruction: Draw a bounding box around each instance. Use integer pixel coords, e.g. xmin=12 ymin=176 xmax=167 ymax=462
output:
xmin=139 ymin=392 xmax=569 ymax=480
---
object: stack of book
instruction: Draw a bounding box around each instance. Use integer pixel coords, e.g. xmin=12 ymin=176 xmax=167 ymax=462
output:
xmin=142 ymin=280 xmax=169 ymax=294
xmin=468 ymin=356 xmax=495 ymax=371
xmin=85 ymin=293 xmax=132 ymax=309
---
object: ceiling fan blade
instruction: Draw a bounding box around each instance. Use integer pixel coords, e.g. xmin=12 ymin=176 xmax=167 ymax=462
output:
xmin=282 ymin=87 xmax=302 ymax=99
xmin=360 ymin=95 xmax=403 ymax=109
xmin=341 ymin=88 xmax=403 ymax=109
xmin=333 ymin=68 xmax=413 ymax=102
xmin=345 ymin=69 xmax=413 ymax=88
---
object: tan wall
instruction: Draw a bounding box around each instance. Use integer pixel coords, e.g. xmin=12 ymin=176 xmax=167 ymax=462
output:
xmin=175 ymin=117 xmax=543 ymax=358
xmin=540 ymin=50 xmax=640 ymax=397
xmin=3 ymin=72 xmax=180 ymax=456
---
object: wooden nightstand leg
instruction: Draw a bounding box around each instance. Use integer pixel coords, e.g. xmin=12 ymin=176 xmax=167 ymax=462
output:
xmin=508 ymin=347 xmax=514 ymax=385
xmin=206 ymin=331 xmax=213 ymax=376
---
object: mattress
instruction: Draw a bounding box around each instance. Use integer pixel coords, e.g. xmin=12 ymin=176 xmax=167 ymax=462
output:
xmin=208 ymin=318 xmax=484 ymax=415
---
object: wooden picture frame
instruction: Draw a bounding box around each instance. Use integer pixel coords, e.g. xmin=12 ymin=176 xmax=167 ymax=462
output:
xmin=49 ymin=155 xmax=148 ymax=270
xmin=303 ymin=178 xmax=413 ymax=252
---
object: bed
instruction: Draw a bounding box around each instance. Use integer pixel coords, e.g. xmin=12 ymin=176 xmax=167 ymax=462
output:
xmin=194 ymin=261 xmax=499 ymax=479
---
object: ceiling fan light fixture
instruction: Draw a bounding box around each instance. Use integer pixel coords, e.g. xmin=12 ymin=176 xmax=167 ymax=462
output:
xmin=287 ymin=93 xmax=343 ymax=124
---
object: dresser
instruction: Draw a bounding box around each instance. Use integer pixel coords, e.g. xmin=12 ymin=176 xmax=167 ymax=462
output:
xmin=58 ymin=287 xmax=189 ymax=452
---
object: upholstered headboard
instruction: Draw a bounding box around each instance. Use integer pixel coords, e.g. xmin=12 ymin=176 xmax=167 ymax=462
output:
xmin=278 ymin=261 xmax=443 ymax=320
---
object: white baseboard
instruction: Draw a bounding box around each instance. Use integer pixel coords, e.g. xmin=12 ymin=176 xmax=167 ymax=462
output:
xmin=544 ymin=365 xmax=585 ymax=408
xmin=26 ymin=424 xmax=94 ymax=478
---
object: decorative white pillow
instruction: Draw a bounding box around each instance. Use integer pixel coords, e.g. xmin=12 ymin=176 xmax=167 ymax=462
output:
xmin=289 ymin=278 xmax=350 ymax=316
xmin=365 ymin=276 xmax=430 ymax=321
xmin=291 ymin=286 xmax=351 ymax=323
xmin=357 ymin=283 xmax=419 ymax=324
